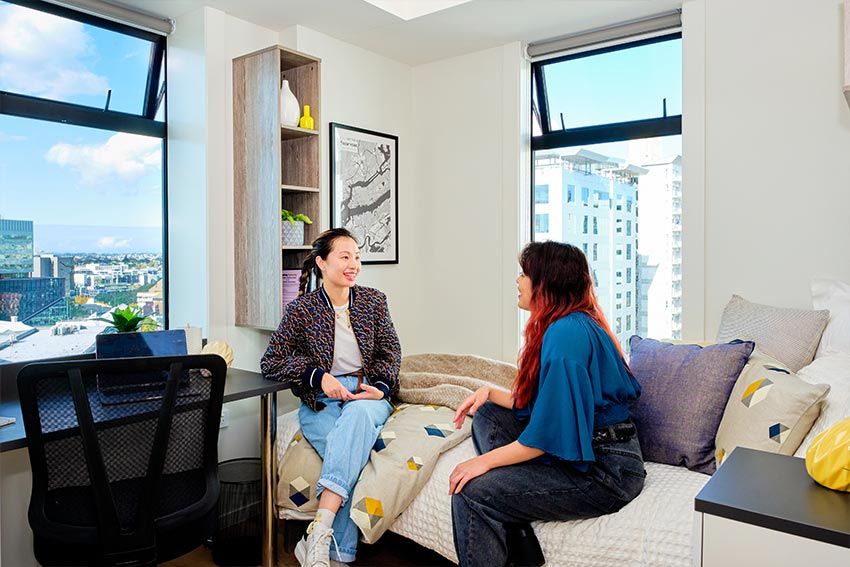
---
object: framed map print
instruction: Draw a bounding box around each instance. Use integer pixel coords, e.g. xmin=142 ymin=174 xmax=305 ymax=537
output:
xmin=330 ymin=122 xmax=399 ymax=264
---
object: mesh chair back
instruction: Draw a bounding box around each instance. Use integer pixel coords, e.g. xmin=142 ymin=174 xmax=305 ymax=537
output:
xmin=18 ymin=354 xmax=226 ymax=567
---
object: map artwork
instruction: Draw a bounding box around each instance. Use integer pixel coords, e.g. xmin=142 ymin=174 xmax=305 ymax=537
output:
xmin=333 ymin=125 xmax=397 ymax=263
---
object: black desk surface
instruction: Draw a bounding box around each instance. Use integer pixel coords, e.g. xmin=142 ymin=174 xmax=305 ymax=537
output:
xmin=695 ymin=447 xmax=850 ymax=549
xmin=0 ymin=366 xmax=288 ymax=453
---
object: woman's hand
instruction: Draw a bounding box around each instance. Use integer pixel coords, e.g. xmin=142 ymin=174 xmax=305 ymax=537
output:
xmin=350 ymin=383 xmax=384 ymax=401
xmin=448 ymin=455 xmax=491 ymax=494
xmin=321 ymin=373 xmax=353 ymax=400
xmin=453 ymin=386 xmax=490 ymax=429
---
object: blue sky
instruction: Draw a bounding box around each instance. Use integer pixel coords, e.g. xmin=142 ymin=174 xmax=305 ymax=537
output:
xmin=537 ymin=37 xmax=682 ymax=161
xmin=0 ymin=1 xmax=163 ymax=254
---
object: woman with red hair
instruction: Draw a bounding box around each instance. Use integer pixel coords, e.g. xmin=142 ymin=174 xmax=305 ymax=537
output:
xmin=450 ymin=241 xmax=645 ymax=567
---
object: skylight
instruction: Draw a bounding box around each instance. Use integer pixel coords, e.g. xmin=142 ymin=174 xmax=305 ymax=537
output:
xmin=362 ymin=0 xmax=472 ymax=21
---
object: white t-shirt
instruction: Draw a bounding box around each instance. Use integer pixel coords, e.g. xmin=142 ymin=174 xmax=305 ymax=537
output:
xmin=330 ymin=302 xmax=363 ymax=376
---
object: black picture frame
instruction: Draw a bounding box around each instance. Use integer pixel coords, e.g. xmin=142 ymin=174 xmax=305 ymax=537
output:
xmin=329 ymin=122 xmax=399 ymax=264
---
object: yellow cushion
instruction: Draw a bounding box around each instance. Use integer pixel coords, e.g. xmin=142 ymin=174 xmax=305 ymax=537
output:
xmin=805 ymin=415 xmax=850 ymax=492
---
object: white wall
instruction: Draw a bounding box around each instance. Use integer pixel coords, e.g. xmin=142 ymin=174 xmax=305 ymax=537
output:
xmin=410 ymin=44 xmax=528 ymax=362
xmin=694 ymin=0 xmax=850 ymax=336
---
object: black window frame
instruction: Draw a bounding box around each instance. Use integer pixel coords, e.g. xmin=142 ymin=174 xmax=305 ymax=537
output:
xmin=0 ymin=0 xmax=170 ymax=338
xmin=530 ymin=32 xmax=682 ymax=240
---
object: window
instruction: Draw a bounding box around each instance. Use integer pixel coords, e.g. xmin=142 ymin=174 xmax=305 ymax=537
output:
xmin=535 ymin=184 xmax=549 ymax=204
xmin=535 ymin=213 xmax=549 ymax=233
xmin=0 ymin=0 xmax=168 ymax=362
xmin=531 ymin=30 xmax=682 ymax=345
xmin=592 ymin=243 xmax=598 ymax=261
xmin=567 ymin=184 xmax=575 ymax=202
xmin=582 ymin=215 xmax=588 ymax=234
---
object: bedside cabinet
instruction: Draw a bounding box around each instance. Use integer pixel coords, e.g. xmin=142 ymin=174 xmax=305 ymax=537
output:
xmin=693 ymin=447 xmax=850 ymax=566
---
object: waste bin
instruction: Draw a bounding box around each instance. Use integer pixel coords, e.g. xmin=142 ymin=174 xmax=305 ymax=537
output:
xmin=213 ymin=458 xmax=262 ymax=566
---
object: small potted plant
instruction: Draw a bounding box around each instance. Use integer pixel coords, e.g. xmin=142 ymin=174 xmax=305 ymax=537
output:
xmin=281 ymin=209 xmax=313 ymax=246
xmin=98 ymin=305 xmax=156 ymax=333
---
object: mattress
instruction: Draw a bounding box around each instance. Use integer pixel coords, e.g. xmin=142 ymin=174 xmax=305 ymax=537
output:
xmin=277 ymin=410 xmax=710 ymax=566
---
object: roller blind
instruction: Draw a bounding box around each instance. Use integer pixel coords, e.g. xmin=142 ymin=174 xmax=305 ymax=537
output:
xmin=527 ymin=10 xmax=681 ymax=60
xmin=44 ymin=0 xmax=174 ymax=34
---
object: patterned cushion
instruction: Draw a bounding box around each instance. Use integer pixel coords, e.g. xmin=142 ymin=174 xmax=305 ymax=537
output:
xmin=715 ymin=349 xmax=830 ymax=466
xmin=276 ymin=403 xmax=470 ymax=542
xmin=628 ymin=336 xmax=754 ymax=474
xmin=716 ymin=294 xmax=829 ymax=372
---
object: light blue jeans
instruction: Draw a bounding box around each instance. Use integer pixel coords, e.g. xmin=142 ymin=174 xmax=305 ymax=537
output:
xmin=298 ymin=376 xmax=392 ymax=563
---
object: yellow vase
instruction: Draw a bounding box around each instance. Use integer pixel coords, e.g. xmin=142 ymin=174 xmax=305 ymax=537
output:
xmin=299 ymin=105 xmax=314 ymax=130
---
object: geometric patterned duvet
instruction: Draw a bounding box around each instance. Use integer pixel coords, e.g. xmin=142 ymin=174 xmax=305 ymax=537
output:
xmin=277 ymin=410 xmax=710 ymax=566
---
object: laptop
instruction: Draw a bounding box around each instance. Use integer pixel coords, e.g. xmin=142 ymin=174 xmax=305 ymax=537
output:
xmin=95 ymin=330 xmax=190 ymax=404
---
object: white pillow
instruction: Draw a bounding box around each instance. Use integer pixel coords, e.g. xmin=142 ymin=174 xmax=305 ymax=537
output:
xmin=812 ymin=278 xmax=850 ymax=357
xmin=793 ymin=351 xmax=850 ymax=457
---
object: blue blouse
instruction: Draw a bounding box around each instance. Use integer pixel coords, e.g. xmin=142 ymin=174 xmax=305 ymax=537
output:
xmin=514 ymin=312 xmax=640 ymax=468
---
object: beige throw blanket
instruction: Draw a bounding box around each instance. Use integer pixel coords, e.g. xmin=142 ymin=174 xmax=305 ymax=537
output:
xmin=398 ymin=352 xmax=517 ymax=408
xmin=277 ymin=353 xmax=516 ymax=543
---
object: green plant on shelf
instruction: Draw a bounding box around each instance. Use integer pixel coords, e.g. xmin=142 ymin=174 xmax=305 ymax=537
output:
xmin=281 ymin=209 xmax=313 ymax=225
xmin=98 ymin=305 xmax=158 ymax=333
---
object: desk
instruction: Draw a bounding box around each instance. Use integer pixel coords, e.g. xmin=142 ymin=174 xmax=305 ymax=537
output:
xmin=0 ymin=364 xmax=289 ymax=567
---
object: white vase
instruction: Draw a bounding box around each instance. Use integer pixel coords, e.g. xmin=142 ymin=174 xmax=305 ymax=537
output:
xmin=280 ymin=79 xmax=300 ymax=127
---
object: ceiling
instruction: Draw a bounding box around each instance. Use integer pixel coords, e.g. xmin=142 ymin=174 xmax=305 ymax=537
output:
xmin=117 ymin=0 xmax=681 ymax=65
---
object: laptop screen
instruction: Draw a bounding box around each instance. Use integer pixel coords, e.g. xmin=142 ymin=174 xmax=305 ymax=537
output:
xmin=95 ymin=330 xmax=188 ymax=359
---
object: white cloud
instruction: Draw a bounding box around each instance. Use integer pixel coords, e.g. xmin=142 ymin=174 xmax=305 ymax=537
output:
xmin=0 ymin=4 xmax=109 ymax=99
xmin=97 ymin=236 xmax=131 ymax=249
xmin=45 ymin=132 xmax=162 ymax=185
xmin=0 ymin=131 xmax=27 ymax=142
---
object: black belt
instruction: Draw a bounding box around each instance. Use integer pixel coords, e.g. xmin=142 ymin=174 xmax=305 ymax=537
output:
xmin=592 ymin=420 xmax=636 ymax=445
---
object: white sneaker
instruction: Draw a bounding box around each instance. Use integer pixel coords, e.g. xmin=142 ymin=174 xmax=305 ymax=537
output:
xmin=294 ymin=521 xmax=340 ymax=567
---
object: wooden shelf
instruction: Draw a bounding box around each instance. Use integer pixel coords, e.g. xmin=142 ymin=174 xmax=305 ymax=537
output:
xmin=281 ymin=125 xmax=319 ymax=140
xmin=281 ymin=184 xmax=319 ymax=193
xmin=233 ymin=45 xmax=321 ymax=329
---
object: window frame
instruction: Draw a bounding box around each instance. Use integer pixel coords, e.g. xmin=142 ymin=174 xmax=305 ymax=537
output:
xmin=0 ymin=0 xmax=170 ymax=344
xmin=531 ymin=32 xmax=682 ymax=153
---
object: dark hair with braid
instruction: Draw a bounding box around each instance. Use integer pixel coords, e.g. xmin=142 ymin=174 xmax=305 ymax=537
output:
xmin=298 ymin=228 xmax=358 ymax=296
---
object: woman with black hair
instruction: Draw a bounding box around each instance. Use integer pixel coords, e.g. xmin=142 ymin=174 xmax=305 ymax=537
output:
xmin=261 ymin=228 xmax=401 ymax=567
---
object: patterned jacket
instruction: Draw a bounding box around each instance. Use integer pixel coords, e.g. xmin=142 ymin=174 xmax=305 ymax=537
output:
xmin=260 ymin=285 xmax=402 ymax=411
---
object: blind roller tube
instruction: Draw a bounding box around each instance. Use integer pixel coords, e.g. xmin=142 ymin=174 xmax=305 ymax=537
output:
xmin=45 ymin=0 xmax=174 ymax=35
xmin=527 ymin=10 xmax=681 ymax=60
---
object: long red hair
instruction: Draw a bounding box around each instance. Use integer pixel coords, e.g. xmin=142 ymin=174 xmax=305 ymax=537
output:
xmin=514 ymin=241 xmax=625 ymax=408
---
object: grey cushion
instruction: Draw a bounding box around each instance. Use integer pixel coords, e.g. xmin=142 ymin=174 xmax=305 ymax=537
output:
xmin=716 ymin=294 xmax=829 ymax=372
xmin=628 ymin=336 xmax=755 ymax=474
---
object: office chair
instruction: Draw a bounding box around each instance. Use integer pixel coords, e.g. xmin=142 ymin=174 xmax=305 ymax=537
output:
xmin=17 ymin=354 xmax=227 ymax=567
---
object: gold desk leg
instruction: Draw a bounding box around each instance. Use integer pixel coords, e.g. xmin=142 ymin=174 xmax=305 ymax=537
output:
xmin=261 ymin=392 xmax=277 ymax=567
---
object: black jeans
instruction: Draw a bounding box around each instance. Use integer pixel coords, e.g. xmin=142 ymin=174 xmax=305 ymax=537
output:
xmin=451 ymin=402 xmax=646 ymax=567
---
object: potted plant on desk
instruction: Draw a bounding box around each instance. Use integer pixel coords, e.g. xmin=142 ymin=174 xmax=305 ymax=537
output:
xmin=281 ymin=209 xmax=312 ymax=246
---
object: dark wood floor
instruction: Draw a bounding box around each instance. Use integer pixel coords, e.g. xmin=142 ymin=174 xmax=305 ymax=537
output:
xmin=162 ymin=524 xmax=454 ymax=567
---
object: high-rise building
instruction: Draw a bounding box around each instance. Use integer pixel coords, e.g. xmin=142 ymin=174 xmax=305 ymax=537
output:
xmin=534 ymin=150 xmax=642 ymax=345
xmin=0 ymin=219 xmax=34 ymax=277
xmin=635 ymin=155 xmax=682 ymax=340
xmin=33 ymin=255 xmax=54 ymax=278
